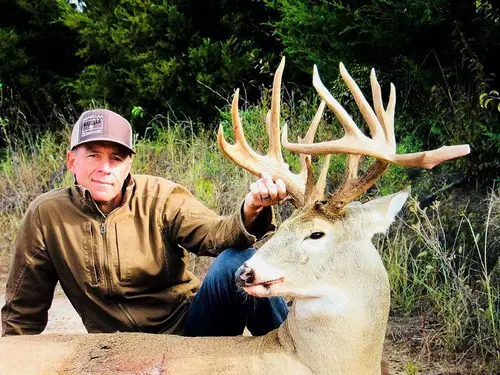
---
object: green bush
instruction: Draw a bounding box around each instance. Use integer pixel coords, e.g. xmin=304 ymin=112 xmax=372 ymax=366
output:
xmin=0 ymin=0 xmax=81 ymax=136
xmin=58 ymin=0 xmax=281 ymax=133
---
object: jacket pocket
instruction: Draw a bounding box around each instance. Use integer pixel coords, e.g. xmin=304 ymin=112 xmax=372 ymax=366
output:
xmin=115 ymin=222 xmax=163 ymax=285
xmin=83 ymin=222 xmax=100 ymax=287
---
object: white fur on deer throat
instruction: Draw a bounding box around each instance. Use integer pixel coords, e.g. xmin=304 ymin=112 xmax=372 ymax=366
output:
xmin=295 ymin=287 xmax=348 ymax=318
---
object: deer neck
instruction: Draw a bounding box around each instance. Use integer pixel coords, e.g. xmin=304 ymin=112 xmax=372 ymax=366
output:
xmin=277 ymin=279 xmax=390 ymax=375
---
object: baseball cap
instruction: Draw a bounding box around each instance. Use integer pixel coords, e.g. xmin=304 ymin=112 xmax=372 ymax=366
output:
xmin=70 ymin=109 xmax=136 ymax=154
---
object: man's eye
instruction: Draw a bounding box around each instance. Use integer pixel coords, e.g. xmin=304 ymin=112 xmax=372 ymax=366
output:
xmin=309 ymin=232 xmax=325 ymax=240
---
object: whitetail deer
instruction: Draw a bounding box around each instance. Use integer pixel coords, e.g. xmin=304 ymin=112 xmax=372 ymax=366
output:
xmin=0 ymin=58 xmax=469 ymax=375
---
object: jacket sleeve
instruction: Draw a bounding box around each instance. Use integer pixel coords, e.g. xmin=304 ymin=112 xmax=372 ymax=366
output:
xmin=1 ymin=203 xmax=58 ymax=336
xmin=162 ymin=185 xmax=276 ymax=256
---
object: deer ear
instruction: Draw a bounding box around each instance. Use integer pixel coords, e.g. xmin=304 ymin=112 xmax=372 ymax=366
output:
xmin=361 ymin=191 xmax=409 ymax=238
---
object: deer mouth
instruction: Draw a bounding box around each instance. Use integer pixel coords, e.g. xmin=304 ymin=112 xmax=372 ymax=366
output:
xmin=252 ymin=277 xmax=284 ymax=288
xmin=243 ymin=277 xmax=284 ymax=296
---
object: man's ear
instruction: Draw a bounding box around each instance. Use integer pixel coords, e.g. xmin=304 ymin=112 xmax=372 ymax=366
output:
xmin=361 ymin=191 xmax=409 ymax=238
xmin=66 ymin=150 xmax=76 ymax=175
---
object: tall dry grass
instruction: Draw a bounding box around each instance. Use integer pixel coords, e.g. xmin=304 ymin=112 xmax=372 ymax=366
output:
xmin=379 ymin=190 xmax=500 ymax=367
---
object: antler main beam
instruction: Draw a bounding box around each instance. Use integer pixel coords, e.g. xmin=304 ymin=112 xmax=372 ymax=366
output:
xmin=217 ymin=57 xmax=330 ymax=207
xmin=283 ymin=64 xmax=470 ymax=169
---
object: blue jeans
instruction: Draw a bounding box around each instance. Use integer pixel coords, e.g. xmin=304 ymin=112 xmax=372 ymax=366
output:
xmin=183 ymin=248 xmax=288 ymax=336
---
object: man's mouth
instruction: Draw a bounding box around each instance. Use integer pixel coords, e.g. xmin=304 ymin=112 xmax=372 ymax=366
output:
xmin=93 ymin=180 xmax=113 ymax=185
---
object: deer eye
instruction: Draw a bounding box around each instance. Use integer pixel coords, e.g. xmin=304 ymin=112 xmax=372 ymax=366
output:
xmin=309 ymin=232 xmax=325 ymax=240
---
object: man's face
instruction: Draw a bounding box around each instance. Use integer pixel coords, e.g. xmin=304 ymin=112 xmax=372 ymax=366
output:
xmin=67 ymin=142 xmax=132 ymax=213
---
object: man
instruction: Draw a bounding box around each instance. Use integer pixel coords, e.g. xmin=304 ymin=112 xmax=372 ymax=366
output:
xmin=1 ymin=109 xmax=288 ymax=337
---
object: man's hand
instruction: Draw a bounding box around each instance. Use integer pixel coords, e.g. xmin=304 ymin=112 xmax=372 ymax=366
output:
xmin=242 ymin=172 xmax=287 ymax=231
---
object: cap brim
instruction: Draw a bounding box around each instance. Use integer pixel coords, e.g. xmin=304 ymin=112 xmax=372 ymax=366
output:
xmin=71 ymin=138 xmax=136 ymax=154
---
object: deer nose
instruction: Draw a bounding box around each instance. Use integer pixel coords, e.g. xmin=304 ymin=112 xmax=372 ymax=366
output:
xmin=235 ymin=264 xmax=255 ymax=287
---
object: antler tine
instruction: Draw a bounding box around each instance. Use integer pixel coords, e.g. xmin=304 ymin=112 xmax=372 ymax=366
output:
xmin=217 ymin=57 xmax=309 ymax=207
xmin=217 ymin=89 xmax=263 ymax=167
xmin=312 ymin=65 xmax=366 ymax=141
xmin=371 ymin=69 xmax=396 ymax=151
xmin=308 ymin=154 xmax=331 ymax=205
xmin=339 ymin=63 xmax=386 ymax=144
xmin=268 ymin=57 xmax=286 ymax=164
xmin=298 ymin=101 xmax=326 ymax=181
xmin=296 ymin=100 xmax=331 ymax=204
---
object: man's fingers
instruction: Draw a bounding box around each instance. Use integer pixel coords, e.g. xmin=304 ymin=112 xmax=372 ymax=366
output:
xmin=260 ymin=173 xmax=279 ymax=200
xmin=265 ymin=181 xmax=278 ymax=200
xmin=249 ymin=182 xmax=264 ymax=202
xmin=261 ymin=172 xmax=273 ymax=183
xmin=256 ymin=179 xmax=270 ymax=199
xmin=247 ymin=174 xmax=288 ymax=208
xmin=276 ymin=178 xmax=287 ymax=200
xmin=249 ymin=181 xmax=269 ymax=206
xmin=250 ymin=182 xmax=260 ymax=197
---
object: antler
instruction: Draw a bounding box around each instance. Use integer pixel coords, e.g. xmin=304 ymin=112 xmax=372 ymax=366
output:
xmin=298 ymin=101 xmax=331 ymax=206
xmin=282 ymin=63 xmax=471 ymax=210
xmin=217 ymin=57 xmax=329 ymax=207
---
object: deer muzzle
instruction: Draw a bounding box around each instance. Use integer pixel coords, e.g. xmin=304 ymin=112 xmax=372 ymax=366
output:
xmin=235 ymin=263 xmax=255 ymax=287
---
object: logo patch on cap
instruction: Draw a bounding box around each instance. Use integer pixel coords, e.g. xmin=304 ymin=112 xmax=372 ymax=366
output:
xmin=80 ymin=114 xmax=104 ymax=139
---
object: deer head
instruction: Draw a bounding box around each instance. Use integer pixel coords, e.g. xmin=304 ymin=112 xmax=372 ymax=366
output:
xmin=218 ymin=57 xmax=470 ymax=374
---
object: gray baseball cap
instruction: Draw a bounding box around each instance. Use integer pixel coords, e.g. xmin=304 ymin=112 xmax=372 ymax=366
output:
xmin=70 ymin=109 xmax=136 ymax=154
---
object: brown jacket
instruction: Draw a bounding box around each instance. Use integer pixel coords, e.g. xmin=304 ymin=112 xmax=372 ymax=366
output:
xmin=1 ymin=174 xmax=274 ymax=336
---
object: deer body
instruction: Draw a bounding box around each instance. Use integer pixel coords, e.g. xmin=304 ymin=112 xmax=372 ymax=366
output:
xmin=0 ymin=330 xmax=312 ymax=374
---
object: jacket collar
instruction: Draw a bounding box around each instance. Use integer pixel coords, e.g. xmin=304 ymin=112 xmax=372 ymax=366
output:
xmin=71 ymin=174 xmax=136 ymax=215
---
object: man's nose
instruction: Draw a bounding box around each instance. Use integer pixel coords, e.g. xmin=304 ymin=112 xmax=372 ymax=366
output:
xmin=97 ymin=158 xmax=112 ymax=173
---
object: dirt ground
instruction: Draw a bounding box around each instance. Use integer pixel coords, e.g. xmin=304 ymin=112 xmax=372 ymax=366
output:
xmin=383 ymin=318 xmax=485 ymax=374
xmin=0 ymin=276 xmax=493 ymax=374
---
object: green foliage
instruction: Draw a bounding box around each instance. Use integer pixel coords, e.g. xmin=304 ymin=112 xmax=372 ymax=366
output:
xmin=0 ymin=28 xmax=29 ymax=84
xmin=480 ymin=91 xmax=500 ymax=112
xmin=1 ymin=0 xmax=497 ymax=183
xmin=0 ymin=0 xmax=81 ymax=138
xmin=264 ymin=0 xmax=356 ymax=82
xmin=404 ymin=361 xmax=421 ymax=375
xmin=430 ymin=82 xmax=500 ymax=180
xmin=131 ymin=106 xmax=145 ymax=119
xmin=58 ymin=0 xmax=280 ymax=134
xmin=475 ymin=0 xmax=500 ymax=22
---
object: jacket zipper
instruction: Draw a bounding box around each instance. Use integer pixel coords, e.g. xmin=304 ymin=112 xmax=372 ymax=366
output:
xmin=95 ymin=205 xmax=137 ymax=330
xmin=100 ymin=220 xmax=112 ymax=296
xmin=88 ymin=224 xmax=101 ymax=284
